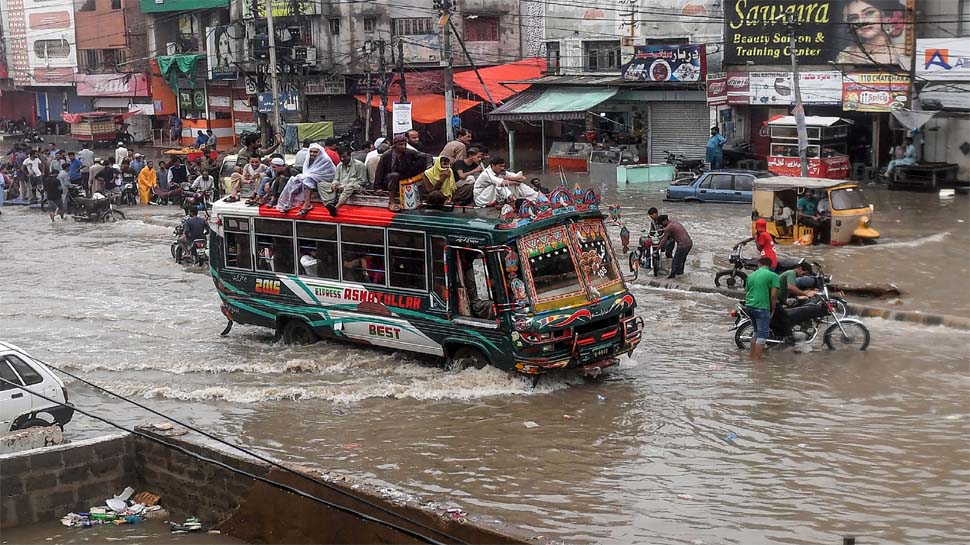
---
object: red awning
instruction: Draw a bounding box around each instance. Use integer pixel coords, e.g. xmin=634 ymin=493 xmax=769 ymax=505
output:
xmin=354 ymin=94 xmax=481 ymax=124
xmin=452 ymin=58 xmax=547 ymax=104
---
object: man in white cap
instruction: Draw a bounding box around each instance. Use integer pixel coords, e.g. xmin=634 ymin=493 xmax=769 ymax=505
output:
xmin=365 ymin=137 xmax=388 ymax=186
xmin=115 ymin=142 xmax=129 ymax=166
xmin=251 ymin=156 xmax=288 ymax=206
xmin=276 ymin=143 xmax=335 ymax=214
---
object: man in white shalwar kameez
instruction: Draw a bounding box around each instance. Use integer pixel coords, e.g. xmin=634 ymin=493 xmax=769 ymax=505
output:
xmin=472 ymin=157 xmax=536 ymax=207
xmin=276 ymin=143 xmax=335 ymax=214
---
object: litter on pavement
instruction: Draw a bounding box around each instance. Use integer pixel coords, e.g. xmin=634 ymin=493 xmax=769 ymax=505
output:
xmin=60 ymin=488 xmax=166 ymax=529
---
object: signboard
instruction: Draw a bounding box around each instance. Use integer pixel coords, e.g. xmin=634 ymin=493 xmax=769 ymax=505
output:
xmin=257 ymin=92 xmax=300 ymax=113
xmin=723 ymin=0 xmax=913 ymax=67
xmin=242 ymin=0 xmax=319 ymax=18
xmin=916 ymin=38 xmax=970 ymax=81
xmin=707 ymin=72 xmax=727 ymax=105
xmin=305 ymin=75 xmax=347 ymax=95
xmin=842 ymin=72 xmax=909 ymax=112
xmin=76 ymin=73 xmax=151 ymax=97
xmin=178 ymin=89 xmax=206 ymax=111
xmin=206 ymin=26 xmax=240 ymax=80
xmin=726 ymin=72 xmax=750 ymax=104
xmin=622 ymin=45 xmax=706 ymax=82
xmin=749 ymin=71 xmax=842 ymax=105
xmin=392 ymin=102 xmax=413 ymax=135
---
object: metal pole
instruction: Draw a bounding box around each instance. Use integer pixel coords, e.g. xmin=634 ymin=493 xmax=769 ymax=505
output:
xmin=787 ymin=16 xmax=809 ymax=177
xmin=440 ymin=0 xmax=454 ymax=142
xmin=508 ymin=130 xmax=515 ymax=172
xmin=541 ymin=120 xmax=546 ymax=173
xmin=398 ymin=38 xmax=407 ymax=102
xmin=377 ymin=40 xmax=387 ymax=136
xmin=266 ymin=1 xmax=281 ymax=136
xmin=364 ymin=42 xmax=372 ymax=142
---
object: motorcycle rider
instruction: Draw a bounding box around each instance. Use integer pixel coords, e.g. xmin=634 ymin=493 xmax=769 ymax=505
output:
xmin=771 ymin=262 xmax=816 ymax=343
xmin=179 ymin=208 xmax=210 ymax=263
xmin=736 ymin=218 xmax=777 ymax=270
xmin=647 ymin=207 xmax=674 ymax=258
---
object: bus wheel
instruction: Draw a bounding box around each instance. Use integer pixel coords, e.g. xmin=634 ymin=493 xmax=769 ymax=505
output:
xmin=450 ymin=346 xmax=488 ymax=370
xmin=281 ymin=319 xmax=319 ymax=345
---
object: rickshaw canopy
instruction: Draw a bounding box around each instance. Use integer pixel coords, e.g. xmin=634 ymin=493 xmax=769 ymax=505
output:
xmin=753 ymin=176 xmax=856 ymax=192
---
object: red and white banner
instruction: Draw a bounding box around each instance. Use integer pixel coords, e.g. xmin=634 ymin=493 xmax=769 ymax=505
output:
xmin=76 ymin=73 xmax=151 ymax=97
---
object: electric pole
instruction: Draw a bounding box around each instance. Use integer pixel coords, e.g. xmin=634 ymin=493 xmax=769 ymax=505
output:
xmin=266 ymin=0 xmax=282 ymax=137
xmin=786 ymin=15 xmax=809 ymax=177
xmin=436 ymin=0 xmax=454 ymax=142
xmin=377 ymin=39 xmax=388 ymax=137
xmin=397 ymin=38 xmax=407 ymax=101
xmin=364 ymin=41 xmax=372 ymax=142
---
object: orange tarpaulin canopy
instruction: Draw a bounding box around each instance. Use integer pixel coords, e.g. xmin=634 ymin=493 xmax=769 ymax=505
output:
xmin=452 ymin=58 xmax=547 ymax=103
xmin=354 ymin=94 xmax=481 ymax=124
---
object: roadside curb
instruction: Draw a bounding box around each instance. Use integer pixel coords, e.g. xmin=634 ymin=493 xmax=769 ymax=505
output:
xmin=639 ymin=278 xmax=970 ymax=331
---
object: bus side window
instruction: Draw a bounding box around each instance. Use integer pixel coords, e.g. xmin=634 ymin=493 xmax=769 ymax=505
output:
xmin=254 ymin=219 xmax=295 ymax=274
xmin=341 ymin=226 xmax=386 ymax=285
xmin=431 ymin=236 xmax=447 ymax=307
xmin=224 ymin=216 xmax=252 ymax=270
xmin=297 ymin=222 xmax=338 ymax=279
xmin=387 ymin=229 xmax=426 ymax=291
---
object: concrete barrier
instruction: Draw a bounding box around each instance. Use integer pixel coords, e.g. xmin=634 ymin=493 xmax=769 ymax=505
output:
xmin=0 ymin=428 xmax=534 ymax=545
xmin=0 ymin=426 xmax=65 ymax=455
xmin=638 ymin=278 xmax=970 ymax=331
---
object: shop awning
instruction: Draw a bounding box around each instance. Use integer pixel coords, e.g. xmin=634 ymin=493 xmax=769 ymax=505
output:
xmin=354 ymin=94 xmax=481 ymax=124
xmin=452 ymin=58 xmax=547 ymax=104
xmin=488 ymin=88 xmax=618 ymax=121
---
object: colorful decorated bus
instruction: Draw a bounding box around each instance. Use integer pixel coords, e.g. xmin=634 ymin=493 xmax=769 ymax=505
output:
xmin=209 ymin=188 xmax=643 ymax=376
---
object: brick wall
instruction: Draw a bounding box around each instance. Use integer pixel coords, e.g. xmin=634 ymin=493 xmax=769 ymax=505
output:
xmin=0 ymin=433 xmax=136 ymax=528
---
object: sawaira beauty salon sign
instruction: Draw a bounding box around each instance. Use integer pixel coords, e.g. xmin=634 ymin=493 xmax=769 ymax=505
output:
xmin=724 ymin=0 xmax=913 ymax=66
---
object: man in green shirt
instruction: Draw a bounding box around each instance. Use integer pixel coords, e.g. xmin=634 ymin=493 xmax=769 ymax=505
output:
xmin=744 ymin=257 xmax=779 ymax=362
xmin=772 ymin=262 xmax=816 ymax=341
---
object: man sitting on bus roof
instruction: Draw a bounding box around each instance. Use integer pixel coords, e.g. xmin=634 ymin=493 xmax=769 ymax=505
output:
xmin=275 ymin=143 xmax=335 ymax=215
xmin=473 ymin=157 xmax=536 ymax=207
xmin=320 ymin=146 xmax=367 ymax=217
xmin=374 ymin=135 xmax=432 ymax=212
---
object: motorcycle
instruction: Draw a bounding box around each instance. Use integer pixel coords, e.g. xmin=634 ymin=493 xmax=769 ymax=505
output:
xmin=21 ymin=128 xmax=44 ymax=144
xmin=663 ymin=150 xmax=704 ymax=178
xmin=72 ymin=194 xmax=126 ymax=223
xmin=41 ymin=184 xmax=85 ymax=215
xmin=121 ymin=177 xmax=138 ymax=206
xmin=628 ymin=231 xmax=667 ymax=280
xmin=714 ymin=240 xmax=806 ymax=289
xmin=171 ymin=221 xmax=208 ymax=266
xmin=730 ymin=265 xmax=868 ymax=351
xmin=179 ymin=183 xmax=210 ymax=218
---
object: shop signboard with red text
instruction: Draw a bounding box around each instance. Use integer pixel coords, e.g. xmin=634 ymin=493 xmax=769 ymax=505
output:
xmin=842 ymin=72 xmax=909 ymax=112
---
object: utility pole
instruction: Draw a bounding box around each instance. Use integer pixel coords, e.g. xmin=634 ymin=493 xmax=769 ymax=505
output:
xmin=364 ymin=41 xmax=372 ymax=142
xmin=436 ymin=0 xmax=454 ymax=142
xmin=377 ymin=39 xmax=388 ymax=137
xmin=266 ymin=0 xmax=282 ymax=138
xmin=786 ymin=15 xmax=809 ymax=177
xmin=397 ymin=38 xmax=407 ymax=101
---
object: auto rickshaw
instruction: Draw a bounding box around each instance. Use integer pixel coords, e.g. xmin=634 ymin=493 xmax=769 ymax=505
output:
xmin=752 ymin=176 xmax=879 ymax=246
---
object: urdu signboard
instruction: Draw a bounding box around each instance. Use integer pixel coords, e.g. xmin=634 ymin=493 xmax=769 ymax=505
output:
xmin=621 ymin=45 xmax=706 ymax=82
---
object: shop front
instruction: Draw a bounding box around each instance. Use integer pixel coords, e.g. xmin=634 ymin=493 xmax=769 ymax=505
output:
xmin=76 ymin=72 xmax=154 ymax=142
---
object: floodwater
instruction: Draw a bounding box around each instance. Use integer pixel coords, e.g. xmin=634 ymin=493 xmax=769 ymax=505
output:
xmin=1 ymin=183 xmax=968 ymax=545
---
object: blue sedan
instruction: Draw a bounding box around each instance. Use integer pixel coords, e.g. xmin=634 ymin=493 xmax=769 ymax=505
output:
xmin=665 ymin=170 xmax=775 ymax=203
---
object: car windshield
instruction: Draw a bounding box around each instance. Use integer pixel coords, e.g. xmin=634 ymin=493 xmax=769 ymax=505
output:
xmin=571 ymin=221 xmax=622 ymax=294
xmin=519 ymin=227 xmax=583 ymax=303
xmin=220 ymin=160 xmax=236 ymax=179
xmin=830 ymin=187 xmax=868 ymax=210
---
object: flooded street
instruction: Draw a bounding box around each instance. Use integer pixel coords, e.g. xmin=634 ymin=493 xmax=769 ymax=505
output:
xmin=1 ymin=183 xmax=968 ymax=545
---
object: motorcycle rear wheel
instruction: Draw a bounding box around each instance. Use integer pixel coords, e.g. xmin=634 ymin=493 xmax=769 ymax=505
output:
xmin=734 ymin=321 xmax=753 ymax=350
xmin=714 ymin=270 xmax=747 ymax=289
xmin=823 ymin=321 xmax=870 ymax=351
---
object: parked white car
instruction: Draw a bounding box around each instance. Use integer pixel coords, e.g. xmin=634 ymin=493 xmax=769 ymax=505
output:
xmin=0 ymin=342 xmax=73 ymax=432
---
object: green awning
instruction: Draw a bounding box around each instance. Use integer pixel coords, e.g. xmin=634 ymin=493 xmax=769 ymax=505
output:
xmin=488 ymin=88 xmax=618 ymax=121
xmin=141 ymin=0 xmax=227 ymax=13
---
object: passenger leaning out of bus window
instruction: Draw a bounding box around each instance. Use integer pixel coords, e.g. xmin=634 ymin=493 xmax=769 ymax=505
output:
xmin=319 ymin=146 xmax=367 ymax=217
xmin=374 ymin=135 xmax=432 ymax=212
xmin=472 ymin=157 xmax=536 ymax=208
xmin=421 ymin=156 xmax=455 ymax=207
xmin=276 ymin=143 xmax=335 ymax=215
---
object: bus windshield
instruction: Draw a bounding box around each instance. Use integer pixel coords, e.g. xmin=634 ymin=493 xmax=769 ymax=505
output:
xmin=520 ymin=227 xmax=584 ymax=302
xmin=571 ymin=221 xmax=622 ymax=293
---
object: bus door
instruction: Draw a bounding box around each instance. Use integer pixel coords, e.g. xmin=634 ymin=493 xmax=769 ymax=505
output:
xmin=445 ymin=246 xmax=501 ymax=329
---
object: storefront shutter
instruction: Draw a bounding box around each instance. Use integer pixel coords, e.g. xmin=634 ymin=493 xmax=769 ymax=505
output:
xmin=306 ymin=95 xmax=358 ymax=135
xmin=649 ymin=102 xmax=710 ymax=163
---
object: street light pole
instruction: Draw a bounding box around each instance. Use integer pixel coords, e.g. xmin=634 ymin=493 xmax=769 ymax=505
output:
xmin=437 ymin=0 xmax=454 ymax=142
xmin=266 ymin=0 xmax=281 ymax=137
xmin=786 ymin=15 xmax=809 ymax=177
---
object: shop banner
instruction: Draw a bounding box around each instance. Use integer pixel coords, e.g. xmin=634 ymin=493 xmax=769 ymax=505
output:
xmin=707 ymin=72 xmax=727 ymax=105
xmin=206 ymin=26 xmax=240 ymax=80
xmin=723 ymin=0 xmax=914 ymax=67
xmin=622 ymin=44 xmax=706 ymax=82
xmin=392 ymin=102 xmax=413 ymax=135
xmin=916 ymin=38 xmax=970 ymax=81
xmin=726 ymin=72 xmax=750 ymax=104
xmin=305 ymin=75 xmax=347 ymax=95
xmin=76 ymin=73 xmax=151 ymax=97
xmin=842 ymin=72 xmax=909 ymax=112
xmin=178 ymin=89 xmax=206 ymax=112
xmin=749 ymin=71 xmax=842 ymax=105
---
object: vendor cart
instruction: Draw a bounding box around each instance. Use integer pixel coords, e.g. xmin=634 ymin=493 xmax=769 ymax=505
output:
xmin=766 ymin=116 xmax=851 ymax=180
xmin=62 ymin=111 xmax=135 ymax=147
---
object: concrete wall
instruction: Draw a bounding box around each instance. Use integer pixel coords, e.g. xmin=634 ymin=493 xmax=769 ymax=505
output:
xmin=0 ymin=433 xmax=136 ymax=528
xmin=1 ymin=429 xmax=535 ymax=545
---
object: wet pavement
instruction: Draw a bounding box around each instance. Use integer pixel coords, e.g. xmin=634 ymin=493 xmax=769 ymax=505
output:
xmin=0 ymin=182 xmax=968 ymax=545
